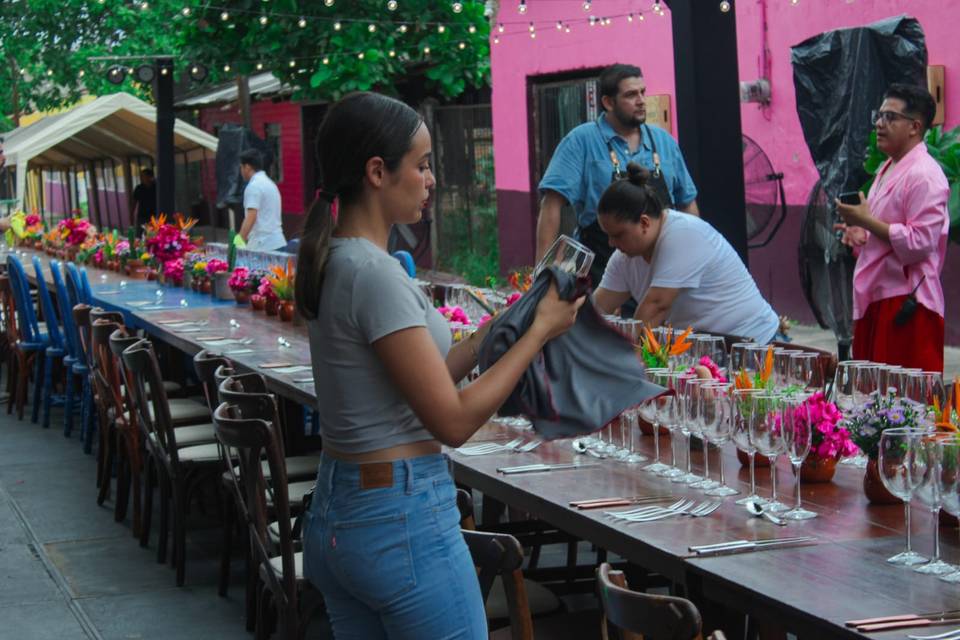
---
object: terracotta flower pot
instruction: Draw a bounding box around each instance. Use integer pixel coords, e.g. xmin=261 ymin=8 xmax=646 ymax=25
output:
xmin=233 ymin=290 xmax=251 ymax=305
xmin=250 ymin=294 xmax=266 ymax=311
xmin=146 ymin=269 xmax=157 ymax=281
xmin=200 ymin=279 xmax=212 ymax=294
xmin=638 ymin=417 xmax=669 ymax=436
xmin=265 ymin=299 xmax=279 ymax=316
xmin=798 ymin=455 xmax=838 ymax=483
xmin=33 ymin=241 xmax=43 ymax=250
xmin=737 ymin=448 xmax=770 ymax=468
xmin=278 ymin=301 xmax=295 ymax=322
xmin=864 ymin=458 xmax=900 ymax=505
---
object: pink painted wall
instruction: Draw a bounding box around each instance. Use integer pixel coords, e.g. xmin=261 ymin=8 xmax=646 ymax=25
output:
xmin=491 ymin=0 xmax=960 ymax=206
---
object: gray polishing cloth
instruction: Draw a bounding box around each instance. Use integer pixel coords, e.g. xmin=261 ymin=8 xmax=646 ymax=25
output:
xmin=478 ymin=267 xmax=665 ymax=440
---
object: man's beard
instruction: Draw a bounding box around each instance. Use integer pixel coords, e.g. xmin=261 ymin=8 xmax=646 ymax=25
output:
xmin=613 ymin=106 xmax=645 ymax=129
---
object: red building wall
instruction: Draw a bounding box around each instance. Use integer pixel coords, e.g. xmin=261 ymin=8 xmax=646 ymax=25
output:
xmin=198 ymin=100 xmax=305 ymax=215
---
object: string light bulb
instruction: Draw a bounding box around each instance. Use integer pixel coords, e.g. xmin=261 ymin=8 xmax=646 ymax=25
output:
xmin=358 ymin=52 xmax=365 ymax=59
xmin=298 ymin=17 xmax=307 ymax=27
xmin=223 ymin=64 xmax=231 ymax=72
xmin=627 ymin=13 xmax=634 ymax=22
xmin=322 ymin=56 xmax=330 ymax=64
xmin=399 ymin=24 xmax=408 ymax=33
xmin=493 ymin=35 xmax=500 ymax=44
xmin=497 ymin=22 xmax=504 ymax=33
xmin=256 ymin=62 xmax=264 ymax=70
xmin=160 ymin=67 xmax=168 ymax=75
xmin=324 ymin=0 xmax=335 ymax=6
xmin=387 ymin=0 xmax=398 ymax=9
xmin=333 ymin=21 xmax=342 ymax=30
xmin=589 ymin=16 xmax=597 ymax=26
xmin=582 ymin=0 xmax=591 ymax=10
xmin=528 ymin=21 xmax=535 ymax=32
xmin=719 ymin=0 xmax=731 ymax=11
xmin=220 ymin=11 xmax=229 ymax=20
xmin=289 ymin=60 xmax=296 ymax=67
xmin=458 ymin=41 xmax=466 ymax=49
xmin=468 ymin=24 xmax=476 ymax=33
xmin=78 ymin=69 xmax=85 ymax=77
xmin=565 ymin=24 xmax=571 ymax=32
xmin=438 ymin=24 xmax=446 ymax=33
xmin=423 ymin=45 xmax=431 ymax=54
xmin=389 ymin=49 xmax=396 ymax=57
xmin=452 ymin=1 xmax=463 ymax=12
xmin=140 ymin=1 xmax=148 ymax=9
xmin=368 ymin=24 xmax=377 ymax=32
xmin=518 ymin=0 xmax=527 ymax=14
xmin=181 ymin=7 xmax=191 ymax=16
xmin=259 ymin=15 xmax=268 ymax=25
xmin=556 ymin=20 xmax=563 ymax=30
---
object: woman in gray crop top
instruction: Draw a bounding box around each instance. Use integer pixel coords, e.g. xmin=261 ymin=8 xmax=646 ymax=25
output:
xmin=294 ymin=93 xmax=583 ymax=639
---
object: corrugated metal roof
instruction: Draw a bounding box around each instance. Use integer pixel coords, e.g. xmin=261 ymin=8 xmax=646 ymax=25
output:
xmin=175 ymin=73 xmax=292 ymax=107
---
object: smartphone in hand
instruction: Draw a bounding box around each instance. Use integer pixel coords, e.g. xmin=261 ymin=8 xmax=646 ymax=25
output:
xmin=838 ymin=191 xmax=860 ymax=205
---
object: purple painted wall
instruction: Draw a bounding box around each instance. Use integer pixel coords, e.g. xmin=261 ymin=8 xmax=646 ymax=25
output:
xmin=490 ymin=0 xmax=960 ymax=344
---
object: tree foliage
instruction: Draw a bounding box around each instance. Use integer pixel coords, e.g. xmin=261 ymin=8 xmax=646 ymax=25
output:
xmin=0 ymin=0 xmax=491 ymax=131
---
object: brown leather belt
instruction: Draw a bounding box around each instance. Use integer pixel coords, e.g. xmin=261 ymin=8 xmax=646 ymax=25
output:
xmin=359 ymin=462 xmax=394 ymax=489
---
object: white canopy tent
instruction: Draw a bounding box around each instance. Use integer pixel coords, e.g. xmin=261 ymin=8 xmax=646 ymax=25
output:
xmin=4 ymin=92 xmax=218 ymax=213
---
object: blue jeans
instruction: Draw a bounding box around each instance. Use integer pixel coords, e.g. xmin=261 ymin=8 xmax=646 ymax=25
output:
xmin=303 ymin=453 xmax=487 ymax=639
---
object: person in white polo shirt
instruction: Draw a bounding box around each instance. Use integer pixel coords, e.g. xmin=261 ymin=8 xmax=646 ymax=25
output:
xmin=592 ymin=162 xmax=779 ymax=343
xmin=239 ymin=149 xmax=287 ymax=251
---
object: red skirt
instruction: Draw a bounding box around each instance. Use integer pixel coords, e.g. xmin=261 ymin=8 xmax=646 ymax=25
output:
xmin=853 ymin=295 xmax=944 ymax=372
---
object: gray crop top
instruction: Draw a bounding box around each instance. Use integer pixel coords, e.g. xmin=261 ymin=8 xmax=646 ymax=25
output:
xmin=307 ymin=237 xmax=452 ymax=454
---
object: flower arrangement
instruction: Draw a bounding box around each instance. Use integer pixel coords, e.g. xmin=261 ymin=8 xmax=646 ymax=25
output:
xmin=933 ymin=379 xmax=960 ymax=431
xmin=163 ymin=258 xmax=185 ymax=285
xmin=794 ymin=392 xmax=858 ymax=460
xmin=638 ymin=326 xmax=693 ymax=369
xmin=57 ymin=217 xmax=94 ymax=247
xmin=266 ymin=260 xmax=295 ymax=301
xmin=734 ymin=345 xmax=775 ymax=391
xmin=191 ymin=260 xmax=208 ymax=278
xmin=687 ymin=356 xmax=728 ymax=383
xmin=204 ymin=258 xmax=229 ymax=276
xmin=228 ymin=267 xmax=266 ymax=293
xmin=44 ymin=227 xmax=64 ymax=249
xmin=23 ymin=213 xmax=44 ymax=241
xmin=846 ymin=389 xmax=928 ymax=459
xmin=257 ymin=276 xmax=277 ymax=302
xmin=438 ymin=306 xmax=471 ymax=324
xmin=114 ymin=240 xmax=131 ymax=259
xmin=144 ymin=219 xmax=195 ymax=263
xmin=507 ymin=269 xmax=533 ymax=292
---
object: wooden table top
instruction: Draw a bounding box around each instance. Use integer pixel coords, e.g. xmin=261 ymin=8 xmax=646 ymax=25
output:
xmin=13 ymin=247 xmax=959 ymax=639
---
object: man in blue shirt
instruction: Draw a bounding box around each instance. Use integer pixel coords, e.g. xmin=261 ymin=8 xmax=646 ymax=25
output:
xmin=537 ymin=63 xmax=699 ymax=287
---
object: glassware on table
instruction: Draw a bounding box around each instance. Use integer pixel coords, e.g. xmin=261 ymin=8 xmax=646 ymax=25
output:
xmin=703 ymin=383 xmax=740 ymax=497
xmin=788 ymin=353 xmax=818 ymax=391
xmin=533 ymin=234 xmax=594 ymax=279
xmin=781 ymin=393 xmax=818 ymax=520
xmin=692 ymin=382 xmax=730 ymax=492
xmin=890 ymin=367 xmax=922 ymax=397
xmin=732 ymin=388 xmax=766 ymax=506
xmin=831 ymin=360 xmax=867 ymax=409
xmin=638 ymin=368 xmax=669 ymax=473
xmin=653 ymin=370 xmax=686 ymax=478
xmin=621 ymin=408 xmax=647 ymax=464
xmin=749 ymin=392 xmax=788 ymax=512
xmin=729 ymin=342 xmax=755 ymax=374
xmin=936 ymin=437 xmax=960 ymax=583
xmin=919 ymin=371 xmax=947 ymax=409
xmin=852 ymin=363 xmax=881 ymax=406
xmin=878 ymin=365 xmax=902 ymax=395
xmin=878 ymin=427 xmax=930 ymax=566
xmin=912 ymin=434 xmax=956 ymax=575
xmin=676 ymin=376 xmax=706 ymax=484
xmin=773 ymin=349 xmax=801 ymax=388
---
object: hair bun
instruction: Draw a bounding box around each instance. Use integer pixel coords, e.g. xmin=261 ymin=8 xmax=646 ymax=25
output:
xmin=625 ymin=162 xmax=650 ymax=186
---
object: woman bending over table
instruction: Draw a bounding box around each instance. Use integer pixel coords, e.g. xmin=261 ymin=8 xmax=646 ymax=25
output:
xmin=295 ymin=92 xmax=583 ymax=639
xmin=592 ymin=162 xmax=779 ymax=344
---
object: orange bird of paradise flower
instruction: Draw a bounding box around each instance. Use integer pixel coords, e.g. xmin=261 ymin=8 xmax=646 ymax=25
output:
xmin=174 ymin=213 xmax=198 ymax=232
xmin=145 ymin=213 xmax=167 ymax=233
xmin=933 ymin=379 xmax=960 ymax=431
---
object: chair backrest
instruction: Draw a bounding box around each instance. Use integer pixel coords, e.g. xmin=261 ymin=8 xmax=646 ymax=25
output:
xmin=596 ymin=562 xmax=702 ymax=640
xmin=6 ymin=255 xmax=43 ymax=344
xmin=64 ymin=262 xmax=84 ymax=308
xmin=73 ymin=304 xmax=95 ymax=369
xmin=460 ymin=528 xmax=533 ymax=640
xmin=50 ymin=261 xmax=83 ymax=359
xmin=31 ymin=256 xmax=64 ymax=350
xmin=92 ymin=318 xmax=128 ymax=427
xmin=0 ymin=275 xmax=19 ymax=345
xmin=192 ymin=350 xmax=232 ymax=413
xmin=217 ymin=374 xmax=286 ymax=457
xmin=117 ymin=337 xmax=182 ymax=469
xmin=213 ymin=400 xmax=298 ymax=637
xmin=78 ymin=266 xmax=95 ymax=304
xmin=392 ymin=250 xmax=416 ymax=277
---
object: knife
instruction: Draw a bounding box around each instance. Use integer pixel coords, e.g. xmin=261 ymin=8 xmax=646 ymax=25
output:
xmin=570 ymin=495 xmax=674 ymax=509
xmin=855 ymin=617 xmax=960 ymax=633
xmin=497 ymin=462 xmax=599 ymax=475
xmin=846 ymin=610 xmax=960 ymax=627
xmin=689 ymin=536 xmax=817 ymax=555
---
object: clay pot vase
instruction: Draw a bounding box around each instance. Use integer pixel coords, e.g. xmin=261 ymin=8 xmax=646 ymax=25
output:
xmin=737 ymin=448 xmax=770 ymax=468
xmin=278 ymin=301 xmax=295 ymax=322
xmin=798 ymin=455 xmax=838 ymax=483
xmin=265 ymin=299 xmax=279 ymax=316
xmin=250 ymin=294 xmax=266 ymax=311
xmin=200 ymin=279 xmax=212 ymax=294
xmin=234 ymin=290 xmax=251 ymax=305
xmin=146 ymin=269 xmax=157 ymax=281
xmin=863 ymin=458 xmax=900 ymax=505
xmin=33 ymin=241 xmax=43 ymax=251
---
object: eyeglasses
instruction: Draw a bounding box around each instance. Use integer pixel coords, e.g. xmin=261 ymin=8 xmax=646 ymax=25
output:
xmin=871 ymin=109 xmax=918 ymax=125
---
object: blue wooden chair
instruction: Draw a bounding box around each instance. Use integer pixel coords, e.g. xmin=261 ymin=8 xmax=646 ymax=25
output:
xmin=52 ymin=261 xmax=94 ymax=450
xmin=66 ymin=263 xmax=94 ymax=305
xmin=6 ymin=256 xmax=49 ymax=422
xmin=392 ymin=250 xmax=416 ymax=277
xmin=32 ymin=257 xmax=68 ymax=430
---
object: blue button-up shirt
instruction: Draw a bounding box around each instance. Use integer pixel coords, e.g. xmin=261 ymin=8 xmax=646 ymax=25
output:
xmin=538 ymin=115 xmax=697 ymax=229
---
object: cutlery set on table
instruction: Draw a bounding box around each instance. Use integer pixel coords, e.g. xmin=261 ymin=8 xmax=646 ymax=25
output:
xmin=845 ymin=611 xmax=960 ymax=636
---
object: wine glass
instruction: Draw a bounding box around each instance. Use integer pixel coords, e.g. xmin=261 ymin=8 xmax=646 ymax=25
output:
xmin=853 ymin=363 xmax=881 ymax=406
xmin=773 ymin=349 xmax=801 ymax=388
xmin=831 ymin=360 xmax=867 ymax=409
xmin=750 ymin=392 xmax=788 ymax=512
xmin=936 ymin=437 xmax=960 ymax=583
xmin=639 ymin=368 xmax=670 ymax=473
xmin=732 ymin=388 xmax=766 ymax=506
xmin=878 ymin=427 xmax=929 ymax=566
xmin=703 ymin=383 xmax=740 ymax=497
xmin=781 ymin=393 xmax=818 ymax=520
xmin=692 ymin=382 xmax=730 ymax=492
xmin=878 ymin=365 xmax=902 ymax=396
xmin=729 ymin=342 xmax=754 ymax=374
xmin=677 ymin=377 xmax=706 ymax=484
xmin=534 ymin=234 xmax=594 ymax=279
xmin=891 ymin=367 xmax=922 ymax=397
xmin=789 ymin=353 xmax=818 ymax=391
xmin=912 ymin=435 xmax=956 ymax=575
xmin=744 ymin=344 xmax=768 ymax=374
xmin=654 ymin=371 xmax=686 ymax=479
xmin=920 ymin=371 xmax=947 ymax=408
xmin=621 ymin=407 xmax=647 ymax=465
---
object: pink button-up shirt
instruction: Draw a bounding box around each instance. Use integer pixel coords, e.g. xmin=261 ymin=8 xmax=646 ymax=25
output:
xmin=853 ymin=142 xmax=950 ymax=320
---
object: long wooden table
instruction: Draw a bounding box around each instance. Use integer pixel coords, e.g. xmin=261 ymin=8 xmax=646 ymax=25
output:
xmin=12 ymin=246 xmax=960 ymax=639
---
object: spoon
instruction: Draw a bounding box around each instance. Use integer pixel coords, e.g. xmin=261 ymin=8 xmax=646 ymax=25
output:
xmin=746 ymin=500 xmax=787 ymax=526
xmin=572 ymin=439 xmax=607 ymax=459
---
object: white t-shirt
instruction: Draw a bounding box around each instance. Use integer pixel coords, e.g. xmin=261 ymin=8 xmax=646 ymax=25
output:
xmin=599 ymin=211 xmax=779 ymax=343
xmin=242 ymin=171 xmax=287 ymax=251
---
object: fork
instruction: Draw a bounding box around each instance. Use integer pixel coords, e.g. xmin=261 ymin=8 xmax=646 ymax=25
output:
xmin=615 ymin=500 xmax=720 ymax=522
xmin=456 ymin=438 xmax=524 ymax=456
xmin=607 ymin=499 xmax=692 ymax=519
xmin=512 ymin=440 xmax=543 ymax=454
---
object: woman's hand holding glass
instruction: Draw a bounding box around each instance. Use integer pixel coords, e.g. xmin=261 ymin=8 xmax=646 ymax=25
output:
xmin=530 ymin=282 xmax=585 ymax=342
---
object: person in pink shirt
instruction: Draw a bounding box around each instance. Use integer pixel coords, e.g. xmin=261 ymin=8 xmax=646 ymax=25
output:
xmin=835 ymin=83 xmax=949 ymax=372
